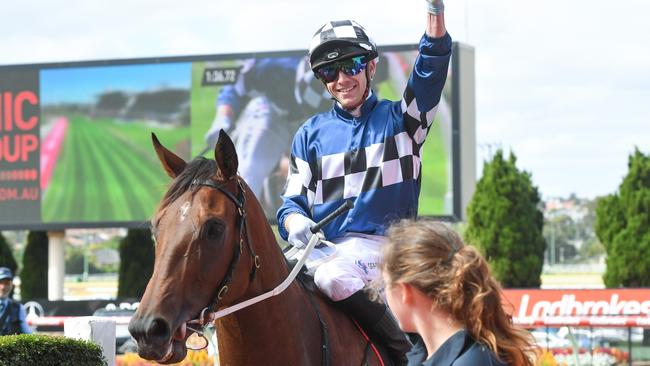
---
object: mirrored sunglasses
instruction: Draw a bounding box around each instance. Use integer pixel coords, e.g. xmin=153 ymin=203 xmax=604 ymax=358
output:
xmin=316 ymin=56 xmax=367 ymax=83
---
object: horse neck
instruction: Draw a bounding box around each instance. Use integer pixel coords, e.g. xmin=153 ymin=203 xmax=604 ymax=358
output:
xmin=214 ymin=185 xmax=323 ymax=363
xmin=214 ymin=283 xmax=321 ymax=364
xmin=241 ymin=186 xmax=289 ymax=287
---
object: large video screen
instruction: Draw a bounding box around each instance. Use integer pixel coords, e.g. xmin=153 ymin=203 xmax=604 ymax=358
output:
xmin=0 ymin=46 xmax=454 ymax=229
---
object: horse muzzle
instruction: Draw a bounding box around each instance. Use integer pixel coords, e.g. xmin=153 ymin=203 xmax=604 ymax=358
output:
xmin=128 ymin=315 xmax=188 ymax=363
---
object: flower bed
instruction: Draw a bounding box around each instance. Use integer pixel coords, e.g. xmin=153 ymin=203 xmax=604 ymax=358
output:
xmin=116 ymin=350 xmax=214 ymax=366
xmin=537 ymin=347 xmax=628 ymax=366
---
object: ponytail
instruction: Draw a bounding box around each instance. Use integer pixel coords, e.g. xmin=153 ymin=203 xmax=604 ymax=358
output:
xmin=382 ymin=219 xmax=536 ymax=366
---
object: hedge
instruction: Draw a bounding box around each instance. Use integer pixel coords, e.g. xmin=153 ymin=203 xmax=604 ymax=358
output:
xmin=0 ymin=334 xmax=106 ymax=366
xmin=118 ymin=228 xmax=154 ymax=299
xmin=0 ymin=233 xmax=17 ymax=274
xmin=20 ymin=231 xmax=49 ymax=300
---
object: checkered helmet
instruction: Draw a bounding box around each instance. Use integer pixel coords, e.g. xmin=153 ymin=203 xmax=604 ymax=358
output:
xmin=308 ymin=20 xmax=378 ymax=72
xmin=295 ymin=57 xmax=332 ymax=112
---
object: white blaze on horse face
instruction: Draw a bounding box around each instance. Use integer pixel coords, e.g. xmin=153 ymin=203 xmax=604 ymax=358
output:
xmin=179 ymin=201 xmax=191 ymax=222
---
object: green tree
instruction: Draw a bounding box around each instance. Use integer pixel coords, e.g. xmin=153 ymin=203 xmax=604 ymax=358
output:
xmin=0 ymin=233 xmax=18 ymax=274
xmin=595 ymin=148 xmax=650 ymax=287
xmin=21 ymin=231 xmax=48 ymax=300
xmin=579 ymin=237 xmax=605 ymax=259
xmin=465 ymin=150 xmax=546 ymax=287
xmin=65 ymin=246 xmax=103 ymax=275
xmin=118 ymin=228 xmax=155 ymax=299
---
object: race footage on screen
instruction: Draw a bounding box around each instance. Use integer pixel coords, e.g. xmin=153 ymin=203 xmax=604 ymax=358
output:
xmin=0 ymin=47 xmax=453 ymax=228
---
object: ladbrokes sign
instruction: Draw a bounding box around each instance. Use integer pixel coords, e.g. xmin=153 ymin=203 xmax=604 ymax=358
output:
xmin=502 ymin=289 xmax=650 ymax=327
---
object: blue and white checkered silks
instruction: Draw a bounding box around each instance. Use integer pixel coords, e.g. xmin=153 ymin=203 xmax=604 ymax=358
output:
xmin=283 ymin=95 xmax=439 ymax=208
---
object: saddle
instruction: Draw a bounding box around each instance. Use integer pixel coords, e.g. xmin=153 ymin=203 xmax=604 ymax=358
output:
xmin=285 ymin=256 xmax=397 ymax=366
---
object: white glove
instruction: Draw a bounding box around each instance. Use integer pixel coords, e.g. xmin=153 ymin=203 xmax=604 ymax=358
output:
xmin=287 ymin=214 xmax=318 ymax=249
xmin=426 ymin=0 xmax=444 ymax=15
xmin=204 ymin=115 xmax=233 ymax=148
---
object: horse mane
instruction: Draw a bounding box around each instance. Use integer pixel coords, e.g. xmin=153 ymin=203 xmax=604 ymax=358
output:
xmin=158 ymin=157 xmax=217 ymax=212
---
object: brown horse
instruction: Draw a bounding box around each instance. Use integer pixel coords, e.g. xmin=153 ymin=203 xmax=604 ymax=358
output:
xmin=128 ymin=131 xmax=383 ymax=365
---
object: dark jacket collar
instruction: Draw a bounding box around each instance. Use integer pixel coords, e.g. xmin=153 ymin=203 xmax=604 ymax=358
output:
xmin=333 ymin=91 xmax=378 ymax=121
xmin=408 ymin=330 xmax=469 ymax=366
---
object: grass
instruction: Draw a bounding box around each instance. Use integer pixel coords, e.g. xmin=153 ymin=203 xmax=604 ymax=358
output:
xmin=541 ymin=272 xmax=605 ymax=288
xmin=42 ymin=115 xmax=190 ymax=223
xmin=418 ymin=120 xmax=449 ymax=215
xmin=377 ymin=73 xmax=449 ymax=215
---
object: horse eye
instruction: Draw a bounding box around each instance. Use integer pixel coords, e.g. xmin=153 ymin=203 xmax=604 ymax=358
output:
xmin=203 ymin=220 xmax=224 ymax=241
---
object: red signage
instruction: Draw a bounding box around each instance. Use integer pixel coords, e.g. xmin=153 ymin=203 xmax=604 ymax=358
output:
xmin=0 ymin=70 xmax=41 ymax=225
xmin=502 ymin=289 xmax=650 ymax=328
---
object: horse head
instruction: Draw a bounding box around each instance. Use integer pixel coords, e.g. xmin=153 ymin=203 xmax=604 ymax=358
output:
xmin=128 ymin=131 xmax=269 ymax=363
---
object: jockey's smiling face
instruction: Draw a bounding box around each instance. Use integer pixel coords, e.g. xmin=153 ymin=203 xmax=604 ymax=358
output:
xmin=323 ymin=58 xmax=376 ymax=110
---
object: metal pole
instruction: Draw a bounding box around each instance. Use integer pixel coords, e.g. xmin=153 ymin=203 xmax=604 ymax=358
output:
xmin=589 ymin=326 xmax=593 ymax=363
xmin=83 ymin=233 xmax=89 ymax=282
xmin=550 ymin=222 xmax=556 ymax=265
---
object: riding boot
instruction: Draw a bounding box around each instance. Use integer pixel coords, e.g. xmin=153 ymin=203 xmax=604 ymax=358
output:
xmin=337 ymin=291 xmax=411 ymax=366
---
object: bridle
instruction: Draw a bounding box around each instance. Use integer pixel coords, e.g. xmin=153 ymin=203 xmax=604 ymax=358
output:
xmin=180 ymin=176 xmax=347 ymax=365
xmin=189 ymin=177 xmax=260 ymax=326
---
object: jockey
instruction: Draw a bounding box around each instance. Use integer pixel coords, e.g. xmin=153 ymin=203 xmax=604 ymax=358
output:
xmin=277 ymin=2 xmax=451 ymax=365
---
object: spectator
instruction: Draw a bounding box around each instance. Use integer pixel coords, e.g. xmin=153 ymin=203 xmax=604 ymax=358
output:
xmin=0 ymin=267 xmax=32 ymax=335
xmin=380 ymin=220 xmax=536 ymax=365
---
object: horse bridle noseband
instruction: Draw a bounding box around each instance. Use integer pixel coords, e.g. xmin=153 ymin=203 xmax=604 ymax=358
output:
xmin=190 ymin=177 xmax=260 ymax=325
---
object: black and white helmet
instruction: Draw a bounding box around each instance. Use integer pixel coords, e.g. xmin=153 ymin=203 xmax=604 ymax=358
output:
xmin=308 ymin=20 xmax=378 ymax=72
xmin=295 ymin=57 xmax=332 ymax=112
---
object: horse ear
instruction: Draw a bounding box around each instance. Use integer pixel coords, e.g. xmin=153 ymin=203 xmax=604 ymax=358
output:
xmin=214 ymin=130 xmax=238 ymax=180
xmin=152 ymin=133 xmax=186 ymax=178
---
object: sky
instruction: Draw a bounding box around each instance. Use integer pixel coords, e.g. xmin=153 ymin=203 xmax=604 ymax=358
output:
xmin=1 ymin=0 xmax=648 ymax=200
xmin=40 ymin=63 xmax=191 ymax=104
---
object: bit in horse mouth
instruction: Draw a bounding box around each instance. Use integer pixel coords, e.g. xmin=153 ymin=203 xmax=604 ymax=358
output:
xmin=158 ymin=338 xmax=189 ymax=364
xmin=173 ymin=322 xmax=188 ymax=342
xmin=159 ymin=345 xmax=175 ymax=364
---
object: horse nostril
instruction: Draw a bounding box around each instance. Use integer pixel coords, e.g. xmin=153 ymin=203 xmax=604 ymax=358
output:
xmin=146 ymin=317 xmax=171 ymax=341
xmin=128 ymin=316 xmax=147 ymax=340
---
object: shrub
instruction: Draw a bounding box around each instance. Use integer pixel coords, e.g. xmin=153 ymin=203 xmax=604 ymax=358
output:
xmin=0 ymin=233 xmax=17 ymax=274
xmin=595 ymin=148 xmax=650 ymax=287
xmin=116 ymin=349 xmax=214 ymax=366
xmin=118 ymin=228 xmax=154 ymax=299
xmin=465 ymin=149 xmax=546 ymax=287
xmin=0 ymin=334 xmax=106 ymax=366
xmin=20 ymin=231 xmax=49 ymax=300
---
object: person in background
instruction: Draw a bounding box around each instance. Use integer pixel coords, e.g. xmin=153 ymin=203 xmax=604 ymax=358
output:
xmin=380 ymin=220 xmax=536 ymax=366
xmin=0 ymin=267 xmax=32 ymax=335
xmin=203 ymin=57 xmax=331 ymax=203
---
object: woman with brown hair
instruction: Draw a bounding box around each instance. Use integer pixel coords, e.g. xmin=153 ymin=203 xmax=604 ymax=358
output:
xmin=379 ymin=219 xmax=536 ymax=366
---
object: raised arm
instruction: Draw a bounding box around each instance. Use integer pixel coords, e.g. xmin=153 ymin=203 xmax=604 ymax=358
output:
xmin=399 ymin=0 xmax=451 ymax=148
xmin=426 ymin=0 xmax=446 ymax=38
